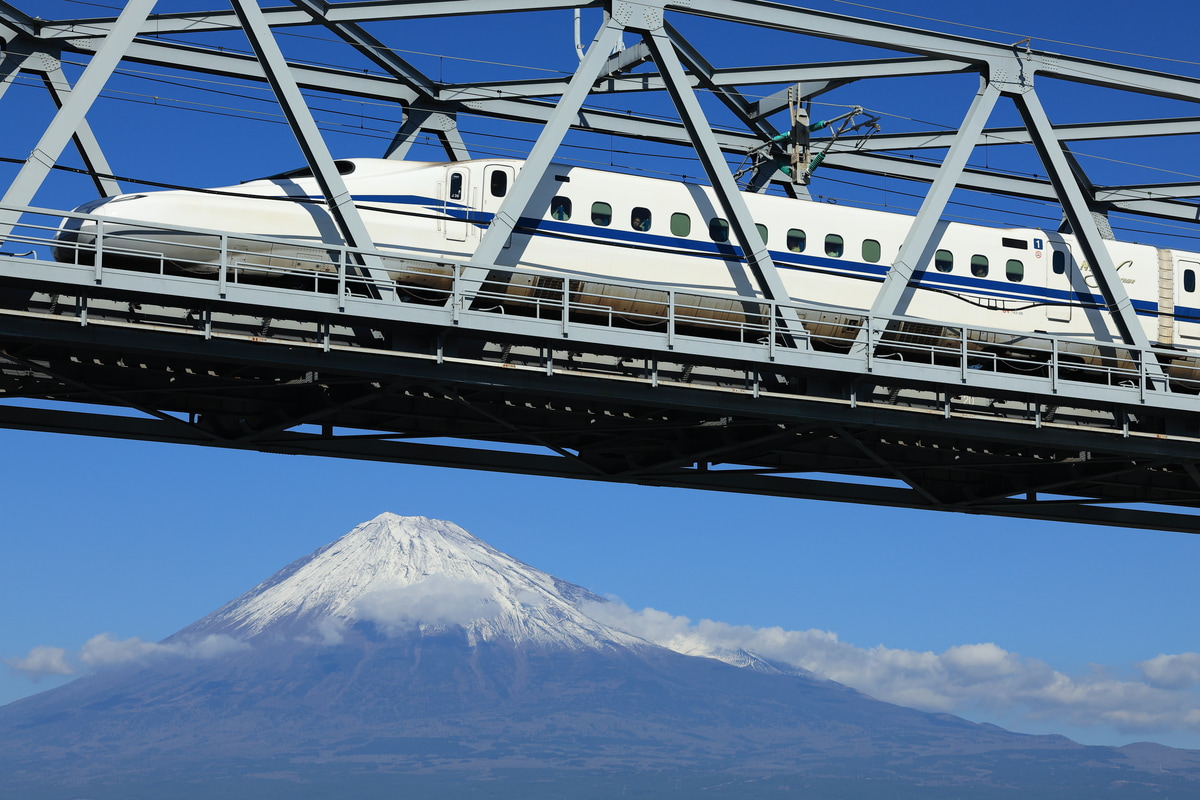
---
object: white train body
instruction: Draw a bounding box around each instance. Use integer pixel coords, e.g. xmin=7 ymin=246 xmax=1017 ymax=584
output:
xmin=52 ymin=157 xmax=1200 ymax=355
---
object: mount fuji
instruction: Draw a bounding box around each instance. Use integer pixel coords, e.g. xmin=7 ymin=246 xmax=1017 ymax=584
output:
xmin=2 ymin=513 xmax=1199 ymax=800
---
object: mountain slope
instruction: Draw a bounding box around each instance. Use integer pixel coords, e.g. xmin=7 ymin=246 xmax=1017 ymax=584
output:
xmin=2 ymin=513 xmax=1199 ymax=800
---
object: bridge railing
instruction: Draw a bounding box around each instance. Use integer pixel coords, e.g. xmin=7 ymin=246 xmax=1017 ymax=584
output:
xmin=4 ymin=203 xmax=1197 ymax=399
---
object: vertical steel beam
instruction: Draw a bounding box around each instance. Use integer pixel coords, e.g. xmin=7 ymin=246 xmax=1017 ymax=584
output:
xmin=868 ymin=76 xmax=1000 ymax=318
xmin=468 ymin=18 xmax=627 ymax=269
xmin=643 ymin=27 xmax=802 ymax=334
xmin=40 ymin=65 xmax=122 ymax=197
xmin=0 ymin=0 xmax=155 ymax=233
xmin=231 ymin=0 xmax=388 ymax=286
xmin=1014 ymin=88 xmax=1159 ymax=359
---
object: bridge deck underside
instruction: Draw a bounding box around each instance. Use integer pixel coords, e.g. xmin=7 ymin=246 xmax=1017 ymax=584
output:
xmin=3 ymin=265 xmax=1200 ymax=534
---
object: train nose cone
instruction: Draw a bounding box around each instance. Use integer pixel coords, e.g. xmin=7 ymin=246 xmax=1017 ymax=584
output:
xmin=53 ymin=195 xmax=127 ymax=263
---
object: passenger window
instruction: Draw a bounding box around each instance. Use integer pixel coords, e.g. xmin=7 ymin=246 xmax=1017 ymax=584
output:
xmin=825 ymin=234 xmax=844 ymax=257
xmin=970 ymin=255 xmax=989 ymax=277
xmin=591 ymin=202 xmax=612 ymax=226
xmin=1006 ymin=259 xmax=1024 ymax=282
xmin=1052 ymin=250 xmax=1066 ymax=275
xmin=862 ymin=239 xmax=881 ymax=263
xmin=935 ymin=249 xmax=953 ymax=273
xmin=449 ymin=172 xmax=463 ymax=201
xmin=1186 ymin=269 xmax=1196 ymax=293
xmin=756 ymin=224 xmax=768 ymax=244
xmin=709 ymin=217 xmax=729 ymax=242
xmin=631 ymin=207 xmax=651 ymax=232
xmin=787 ymin=229 xmax=806 ymax=253
xmin=489 ymin=170 xmax=507 ymax=198
xmin=671 ymin=213 xmax=691 ymax=237
xmin=550 ymin=196 xmax=571 ymax=221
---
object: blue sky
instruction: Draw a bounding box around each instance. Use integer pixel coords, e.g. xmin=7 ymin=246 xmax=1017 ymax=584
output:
xmin=3 ymin=0 xmax=1200 ymax=750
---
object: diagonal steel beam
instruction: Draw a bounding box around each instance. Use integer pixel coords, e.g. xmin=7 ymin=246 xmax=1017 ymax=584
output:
xmin=1014 ymin=87 xmax=1160 ymax=359
xmin=0 ymin=0 xmax=156 ymax=238
xmin=230 ymin=0 xmax=389 ymax=289
xmin=867 ymin=76 xmax=1000 ymax=319
xmin=38 ymin=62 xmax=122 ymax=197
xmin=286 ymin=0 xmax=440 ymax=100
xmin=468 ymin=16 xmax=626 ymax=269
xmin=643 ymin=25 xmax=803 ymax=338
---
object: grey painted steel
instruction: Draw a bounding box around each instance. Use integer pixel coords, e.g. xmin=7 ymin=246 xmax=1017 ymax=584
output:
xmin=230 ymin=0 xmax=389 ymax=286
xmin=642 ymin=27 xmax=803 ymax=335
xmin=4 ymin=243 xmax=1200 ymax=532
xmin=0 ymin=0 xmax=154 ymax=235
xmin=469 ymin=18 xmax=627 ymax=269
xmin=3 ymin=402 xmax=1199 ymax=535
xmin=38 ymin=64 xmax=122 ymax=198
xmin=1015 ymin=88 xmax=1160 ymax=357
xmin=868 ymin=77 xmax=1000 ymax=319
xmin=0 ymin=43 xmax=23 ymax=103
xmin=385 ymin=107 xmax=471 ymax=161
xmin=284 ymin=0 xmax=474 ymax=159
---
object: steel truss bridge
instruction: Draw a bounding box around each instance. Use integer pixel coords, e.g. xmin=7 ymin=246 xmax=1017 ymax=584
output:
xmin=2 ymin=0 xmax=1200 ymax=532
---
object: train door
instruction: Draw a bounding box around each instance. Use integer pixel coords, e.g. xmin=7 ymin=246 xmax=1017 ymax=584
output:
xmin=442 ymin=166 xmax=469 ymax=242
xmin=1181 ymin=260 xmax=1200 ymax=341
xmin=1045 ymin=243 xmax=1072 ymax=322
xmin=481 ymin=164 xmax=516 ymax=248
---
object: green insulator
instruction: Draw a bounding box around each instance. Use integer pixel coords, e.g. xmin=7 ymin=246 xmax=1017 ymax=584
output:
xmin=807 ymin=152 xmax=826 ymax=174
xmin=809 ymin=120 xmax=830 ymax=132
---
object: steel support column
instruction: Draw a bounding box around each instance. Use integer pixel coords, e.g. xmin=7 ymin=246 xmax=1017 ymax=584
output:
xmin=643 ymin=26 xmax=804 ymax=338
xmin=868 ymin=76 xmax=1000 ymax=319
xmin=0 ymin=0 xmax=155 ymax=236
xmin=230 ymin=0 xmax=389 ymax=287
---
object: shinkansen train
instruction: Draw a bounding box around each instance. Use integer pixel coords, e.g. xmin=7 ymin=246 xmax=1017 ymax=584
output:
xmin=50 ymin=157 xmax=1200 ymax=372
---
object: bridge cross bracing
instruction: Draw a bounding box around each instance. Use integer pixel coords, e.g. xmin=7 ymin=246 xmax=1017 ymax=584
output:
xmin=1 ymin=0 xmax=1200 ymax=532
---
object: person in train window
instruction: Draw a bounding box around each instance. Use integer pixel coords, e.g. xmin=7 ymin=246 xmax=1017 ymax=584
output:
xmin=551 ymin=197 xmax=571 ymax=221
xmin=631 ymin=207 xmax=651 ymax=232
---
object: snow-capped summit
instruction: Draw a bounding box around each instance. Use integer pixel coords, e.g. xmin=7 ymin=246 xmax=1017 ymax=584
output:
xmin=173 ymin=513 xmax=646 ymax=650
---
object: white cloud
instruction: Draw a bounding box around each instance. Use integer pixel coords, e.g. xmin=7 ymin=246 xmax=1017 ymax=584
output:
xmin=5 ymin=645 xmax=74 ymax=680
xmin=353 ymin=575 xmax=498 ymax=635
xmin=1137 ymin=653 xmax=1200 ymax=690
xmin=81 ymin=633 xmax=249 ymax=667
xmin=584 ymin=598 xmax=1200 ymax=736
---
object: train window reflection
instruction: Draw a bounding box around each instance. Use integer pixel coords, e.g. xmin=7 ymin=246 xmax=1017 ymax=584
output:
xmin=671 ymin=213 xmax=691 ymax=237
xmin=935 ymin=249 xmax=953 ymax=272
xmin=756 ymin=224 xmax=769 ymax=244
xmin=787 ymin=229 xmax=806 ymax=253
xmin=971 ymin=255 xmax=989 ymax=277
xmin=550 ymin=196 xmax=571 ymax=221
xmin=862 ymin=239 xmax=881 ymax=263
xmin=1052 ymin=250 xmax=1066 ymax=274
xmin=490 ymin=170 xmax=508 ymax=197
xmin=1006 ymin=259 xmax=1024 ymax=282
xmin=824 ymin=234 xmax=844 ymax=257
xmin=631 ymin=207 xmax=652 ymax=232
xmin=449 ymin=173 xmax=463 ymax=201
xmin=1186 ymin=269 xmax=1196 ymax=293
xmin=591 ymin=202 xmax=612 ymax=226
xmin=709 ymin=218 xmax=729 ymax=242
